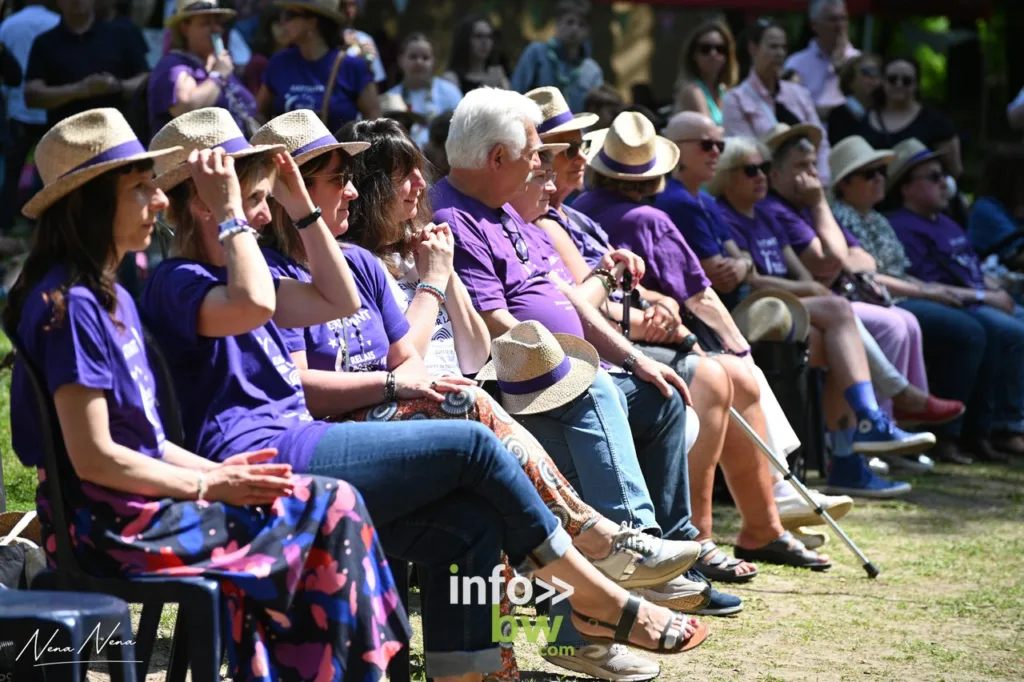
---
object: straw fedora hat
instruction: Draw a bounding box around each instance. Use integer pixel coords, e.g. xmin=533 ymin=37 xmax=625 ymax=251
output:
xmin=475 ymin=320 xmax=600 ymax=415
xmin=732 ymin=289 xmax=810 ymax=344
xmin=829 ymin=136 xmax=895 ymax=188
xmin=760 ymin=122 xmax=823 ymax=152
xmin=886 ymin=137 xmax=944 ymax=191
xmin=379 ymin=92 xmax=429 ymax=127
xmin=166 ymin=0 xmax=235 ymax=28
xmin=275 ymin=0 xmax=344 ymax=24
xmin=584 ymin=111 xmax=679 ymax=181
xmin=22 ymin=109 xmax=183 ymax=219
xmin=251 ymin=110 xmax=368 ymax=166
xmin=526 ymin=87 xmax=599 ymax=137
xmin=150 ymin=107 xmax=286 ymax=191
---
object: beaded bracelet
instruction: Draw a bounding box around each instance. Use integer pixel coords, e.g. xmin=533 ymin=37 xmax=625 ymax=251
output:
xmin=417 ymin=282 xmax=447 ymax=304
xmin=217 ymin=217 xmax=256 ymax=244
xmin=586 ymin=268 xmax=616 ymax=294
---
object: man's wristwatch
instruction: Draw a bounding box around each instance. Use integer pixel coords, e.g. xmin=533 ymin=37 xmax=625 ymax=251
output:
xmin=975 ymin=289 xmax=986 ymax=304
xmin=621 ymin=353 xmax=640 ymax=372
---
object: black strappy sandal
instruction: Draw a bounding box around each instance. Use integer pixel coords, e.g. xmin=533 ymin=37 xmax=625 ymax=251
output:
xmin=573 ymin=594 xmax=709 ymax=653
xmin=734 ymin=531 xmax=832 ymax=571
xmin=695 ymin=540 xmax=759 ymax=583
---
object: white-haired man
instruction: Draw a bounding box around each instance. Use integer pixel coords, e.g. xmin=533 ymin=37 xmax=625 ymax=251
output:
xmin=433 ymin=87 xmax=742 ymax=680
xmin=784 ymin=0 xmax=860 ymax=118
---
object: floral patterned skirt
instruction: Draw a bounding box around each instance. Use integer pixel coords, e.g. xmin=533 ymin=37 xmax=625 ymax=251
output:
xmin=340 ymin=387 xmax=600 ymax=680
xmin=36 ymin=468 xmax=411 ymax=682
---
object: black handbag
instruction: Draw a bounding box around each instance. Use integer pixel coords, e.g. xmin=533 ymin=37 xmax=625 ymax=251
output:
xmin=834 ymin=270 xmax=893 ymax=307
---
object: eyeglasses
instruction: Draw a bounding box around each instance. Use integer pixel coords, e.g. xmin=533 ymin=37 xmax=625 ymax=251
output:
xmin=886 ymin=74 xmax=914 ymax=87
xmin=740 ymin=161 xmax=771 ymax=178
xmin=911 ymin=170 xmax=945 ymax=185
xmin=500 ymin=212 xmax=530 ymax=263
xmin=852 ymin=165 xmax=887 ymax=181
xmin=696 ymin=43 xmax=727 ymax=56
xmin=528 ymin=169 xmax=557 ymax=185
xmin=679 ymin=138 xmax=726 ymax=154
xmin=859 ymin=66 xmax=881 ymax=78
xmin=307 ymin=171 xmax=355 ymax=188
xmin=472 ymin=31 xmax=494 ymax=40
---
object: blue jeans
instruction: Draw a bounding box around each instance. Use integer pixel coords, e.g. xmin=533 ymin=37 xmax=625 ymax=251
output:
xmin=515 ymin=370 xmax=659 ymax=533
xmin=308 ymin=420 xmax=571 ymax=677
xmin=897 ymin=298 xmax=987 ymax=437
xmin=969 ymin=305 xmax=1024 ymax=434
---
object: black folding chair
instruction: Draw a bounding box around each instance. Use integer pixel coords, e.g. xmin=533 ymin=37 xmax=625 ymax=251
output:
xmin=5 ymin=323 xmax=222 ymax=682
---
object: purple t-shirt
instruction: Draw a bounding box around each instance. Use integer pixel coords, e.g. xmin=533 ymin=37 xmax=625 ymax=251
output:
xmin=574 ymin=188 xmax=712 ymax=303
xmin=11 ymin=267 xmax=166 ymax=468
xmin=887 ymin=208 xmax=985 ymax=289
xmin=148 ymin=51 xmax=257 ymax=138
xmin=261 ymin=247 xmax=311 ymax=355
xmin=653 ymin=178 xmax=732 ymax=260
xmin=717 ymin=198 xmax=792 ymax=277
xmin=263 ymin=47 xmax=373 ymax=134
xmin=140 ymin=258 xmax=330 ymax=470
xmin=760 ymin=193 xmax=861 ymax=255
xmin=545 ymin=205 xmax=612 ymax=269
xmin=433 ymin=177 xmax=585 ymax=337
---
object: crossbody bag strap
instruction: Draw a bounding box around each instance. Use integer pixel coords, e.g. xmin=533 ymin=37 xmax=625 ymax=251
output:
xmin=322 ymin=49 xmax=347 ymax=126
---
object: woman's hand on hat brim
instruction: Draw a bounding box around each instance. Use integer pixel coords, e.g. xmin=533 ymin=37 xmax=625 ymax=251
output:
xmin=187 ymin=148 xmax=244 ymax=223
xmin=272 ymin=151 xmax=317 ymax=221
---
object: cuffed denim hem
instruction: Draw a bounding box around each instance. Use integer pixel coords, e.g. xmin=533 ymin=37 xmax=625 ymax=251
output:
xmin=425 ymin=648 xmax=503 ymax=678
xmin=517 ymin=526 xmax=573 ymax=574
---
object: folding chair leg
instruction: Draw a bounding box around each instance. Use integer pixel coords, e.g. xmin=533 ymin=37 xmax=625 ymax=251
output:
xmin=165 ymin=610 xmax=190 ymax=682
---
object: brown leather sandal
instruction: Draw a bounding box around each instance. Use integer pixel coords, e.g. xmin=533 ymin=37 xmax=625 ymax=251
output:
xmin=573 ymin=594 xmax=710 ymax=653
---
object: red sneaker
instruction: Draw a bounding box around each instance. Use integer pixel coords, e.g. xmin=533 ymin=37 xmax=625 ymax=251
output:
xmin=894 ymin=396 xmax=966 ymax=428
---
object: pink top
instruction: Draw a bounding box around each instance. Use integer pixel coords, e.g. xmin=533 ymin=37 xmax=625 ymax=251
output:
xmin=784 ymin=40 xmax=860 ymax=112
xmin=722 ymin=70 xmax=832 ymax=185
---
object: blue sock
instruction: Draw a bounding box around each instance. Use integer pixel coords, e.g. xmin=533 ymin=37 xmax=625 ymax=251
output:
xmin=843 ymin=381 xmax=880 ymax=420
xmin=829 ymin=428 xmax=856 ymax=459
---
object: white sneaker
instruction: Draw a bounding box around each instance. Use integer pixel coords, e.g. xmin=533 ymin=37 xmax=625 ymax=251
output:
xmin=775 ymin=482 xmax=854 ymax=530
xmin=868 ymin=456 xmax=890 ymax=475
xmin=790 ymin=526 xmax=828 ymax=550
xmin=591 ymin=523 xmax=700 ymax=589
xmin=632 ymin=572 xmax=712 ymax=612
xmin=882 ymin=453 xmax=935 ymax=473
xmin=543 ymin=643 xmax=659 ymax=682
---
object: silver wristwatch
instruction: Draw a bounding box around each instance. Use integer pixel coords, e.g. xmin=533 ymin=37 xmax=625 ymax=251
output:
xmin=622 ymin=353 xmax=639 ymax=372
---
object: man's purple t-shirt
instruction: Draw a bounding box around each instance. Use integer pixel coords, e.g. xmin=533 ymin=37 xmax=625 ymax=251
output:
xmin=140 ymin=258 xmax=330 ymax=470
xmin=887 ymin=208 xmax=986 ymax=289
xmin=759 ymin=193 xmax=861 ymax=255
xmin=574 ymin=188 xmax=712 ymax=303
xmin=11 ymin=267 xmax=166 ymax=468
xmin=433 ymin=177 xmax=585 ymax=337
xmin=263 ymin=47 xmax=373 ymax=133
xmin=148 ymin=51 xmax=257 ymax=138
xmin=653 ymin=178 xmax=732 ymax=260
xmin=717 ymin=198 xmax=792 ymax=277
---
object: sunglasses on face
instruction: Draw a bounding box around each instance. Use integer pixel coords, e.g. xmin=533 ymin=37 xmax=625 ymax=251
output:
xmin=306 ymin=170 xmax=355 ymax=188
xmin=886 ymin=74 xmax=914 ymax=87
xmin=740 ymin=161 xmax=771 ymax=178
xmin=560 ymin=141 xmax=583 ymax=160
xmin=696 ymin=43 xmax=727 ymax=56
xmin=679 ymin=138 xmax=726 ymax=153
xmin=859 ymin=66 xmax=881 ymax=78
xmin=912 ymin=170 xmax=945 ymax=185
xmin=852 ymin=165 xmax=887 ymax=181
xmin=472 ymin=32 xmax=494 ymax=40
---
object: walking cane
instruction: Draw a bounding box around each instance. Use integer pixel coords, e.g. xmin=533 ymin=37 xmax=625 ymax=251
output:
xmin=614 ymin=272 xmax=880 ymax=578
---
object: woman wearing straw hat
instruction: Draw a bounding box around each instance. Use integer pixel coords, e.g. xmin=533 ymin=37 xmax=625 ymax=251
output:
xmin=149 ymin=0 xmax=258 ymax=140
xmin=575 ymin=110 xmax=838 ymax=574
xmin=885 ymin=138 xmax=1024 ymax=459
xmin=140 ymin=107 xmax=710 ymax=668
xmin=257 ymin=0 xmax=380 ymax=134
xmin=709 ymin=134 xmax=939 ymax=497
xmin=829 ymin=136 xmax=990 ymax=465
xmin=4 ymin=108 xmax=411 ymax=681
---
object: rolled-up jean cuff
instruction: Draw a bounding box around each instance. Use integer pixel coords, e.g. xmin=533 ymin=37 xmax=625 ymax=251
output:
xmin=425 ymin=648 xmax=503 ymax=678
xmin=516 ymin=526 xmax=573 ymax=574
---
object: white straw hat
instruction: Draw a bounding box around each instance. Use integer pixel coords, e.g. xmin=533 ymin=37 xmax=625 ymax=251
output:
xmin=885 ymin=137 xmax=945 ymax=191
xmin=584 ymin=111 xmax=680 ymax=181
xmin=526 ymin=87 xmax=599 ymax=137
xmin=760 ymin=122 xmax=823 ymax=152
xmin=150 ymin=107 xmax=286 ymax=191
xmin=475 ymin=320 xmax=599 ymax=415
xmin=251 ymin=110 xmax=369 ymax=166
xmin=828 ymin=136 xmax=895 ymax=188
xmin=166 ymin=0 xmax=236 ymax=28
xmin=275 ymin=0 xmax=344 ymax=24
xmin=732 ymin=289 xmax=810 ymax=344
xmin=22 ymin=108 xmax=182 ymax=219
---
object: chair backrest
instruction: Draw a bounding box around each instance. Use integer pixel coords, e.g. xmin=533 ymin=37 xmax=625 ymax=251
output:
xmin=2 ymin=325 xmax=85 ymax=581
xmin=142 ymin=325 xmax=185 ymax=447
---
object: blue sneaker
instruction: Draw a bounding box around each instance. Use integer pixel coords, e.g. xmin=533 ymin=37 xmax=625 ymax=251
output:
xmin=852 ymin=411 xmax=935 ymax=456
xmin=683 ymin=569 xmax=743 ymax=616
xmin=826 ymin=454 xmax=912 ymax=499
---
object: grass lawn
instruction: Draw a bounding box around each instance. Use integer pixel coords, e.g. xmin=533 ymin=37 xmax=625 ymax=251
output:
xmin=2 ymin=327 xmax=1022 ymax=680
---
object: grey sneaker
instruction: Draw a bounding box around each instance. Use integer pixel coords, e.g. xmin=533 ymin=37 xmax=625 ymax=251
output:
xmin=543 ymin=643 xmax=660 ymax=682
xmin=632 ymin=572 xmax=713 ymax=612
xmin=590 ymin=523 xmax=701 ymax=589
